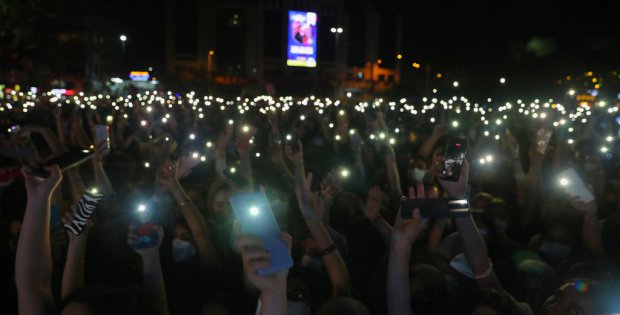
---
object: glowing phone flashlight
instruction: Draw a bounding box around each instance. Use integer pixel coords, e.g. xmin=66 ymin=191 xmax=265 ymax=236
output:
xmin=249 ymin=206 xmax=260 ymax=216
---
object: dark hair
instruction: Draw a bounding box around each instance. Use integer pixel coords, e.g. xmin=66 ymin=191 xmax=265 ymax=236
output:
xmin=60 ymin=286 xmax=141 ymax=315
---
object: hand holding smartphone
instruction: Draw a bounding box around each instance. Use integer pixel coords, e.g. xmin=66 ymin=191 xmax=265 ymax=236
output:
xmin=557 ymin=168 xmax=595 ymax=204
xmin=229 ymin=191 xmax=293 ymax=275
xmin=31 ymin=148 xmax=96 ymax=178
xmin=132 ymin=201 xmax=160 ymax=249
xmin=95 ymin=124 xmax=110 ymax=151
xmin=535 ymin=128 xmax=553 ymax=155
xmin=440 ymin=137 xmax=467 ymax=181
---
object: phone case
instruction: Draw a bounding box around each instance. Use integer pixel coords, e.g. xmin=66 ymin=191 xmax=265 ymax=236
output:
xmin=535 ymin=128 xmax=553 ymax=155
xmin=557 ymin=168 xmax=595 ymax=203
xmin=133 ymin=203 xmax=160 ymax=249
xmin=229 ymin=192 xmax=293 ymax=275
xmin=440 ymin=138 xmax=467 ymax=181
xmin=63 ymin=191 xmax=104 ymax=235
xmin=401 ymin=198 xmax=470 ymax=219
xmin=31 ymin=148 xmax=95 ymax=178
xmin=95 ymin=125 xmax=109 ymax=148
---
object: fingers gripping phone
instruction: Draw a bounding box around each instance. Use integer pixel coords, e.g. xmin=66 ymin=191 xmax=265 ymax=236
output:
xmin=401 ymin=198 xmax=470 ymax=219
xmin=95 ymin=124 xmax=110 ymax=150
xmin=229 ymin=192 xmax=293 ymax=275
xmin=133 ymin=201 xmax=160 ymax=249
xmin=440 ymin=137 xmax=467 ymax=181
xmin=557 ymin=168 xmax=595 ymax=203
xmin=31 ymin=148 xmax=96 ymax=178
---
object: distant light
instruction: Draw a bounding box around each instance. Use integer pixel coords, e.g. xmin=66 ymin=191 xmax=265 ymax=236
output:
xmin=436 ymin=73 xmax=442 ymax=78
xmin=349 ymin=129 xmax=355 ymax=135
xmin=412 ymin=62 xmax=421 ymax=69
xmin=192 ymin=152 xmax=199 ymax=159
xmin=346 ymin=92 xmax=352 ymax=98
xmin=499 ymin=77 xmax=506 ymax=84
xmin=230 ymin=167 xmax=237 ymax=174
xmin=255 ymin=152 xmax=261 ymax=158
xmin=452 ymin=121 xmax=459 ymax=128
xmin=144 ymin=162 xmax=150 ymax=168
xmin=138 ymin=204 xmax=146 ymax=212
xmin=200 ymin=156 xmax=206 ymax=162
xmin=396 ymin=54 xmax=403 ymax=60
xmin=485 ymin=155 xmax=493 ymax=162
xmin=300 ymin=115 xmax=306 ymax=121
xmin=568 ymin=139 xmax=574 ymax=144
xmin=337 ymin=27 xmax=343 ymax=33
xmin=120 ymin=34 xmax=127 ymax=42
xmin=607 ymin=136 xmax=614 ymax=142
xmin=568 ymin=89 xmax=576 ymax=96
xmin=206 ymin=141 xmax=213 ymax=148
xmin=209 ymin=50 xmax=214 ymax=56
xmin=377 ymin=59 xmax=382 ymax=65
xmin=340 ymin=169 xmax=349 ymax=178
xmin=389 ymin=138 xmax=396 ymax=145
xmin=90 ymin=188 xmax=99 ymax=195
xmin=189 ymin=133 xmax=195 ymax=140
xmin=559 ymin=178 xmax=569 ymax=187
xmin=228 ymin=119 xmax=234 ymax=125
xmin=242 ymin=125 xmax=250 ymax=133
xmin=453 ymin=81 xmax=459 ymax=87
xmin=601 ymin=146 xmax=609 ymax=153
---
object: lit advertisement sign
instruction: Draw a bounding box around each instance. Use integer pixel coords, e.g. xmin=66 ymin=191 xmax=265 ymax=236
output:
xmin=287 ymin=11 xmax=317 ymax=67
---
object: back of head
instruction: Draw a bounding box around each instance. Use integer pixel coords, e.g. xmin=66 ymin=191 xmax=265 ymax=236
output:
xmin=317 ymin=297 xmax=371 ymax=315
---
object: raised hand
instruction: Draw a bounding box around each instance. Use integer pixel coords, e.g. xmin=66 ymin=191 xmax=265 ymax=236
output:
xmin=363 ymin=186 xmax=382 ymax=221
xmin=295 ymin=173 xmax=322 ymax=223
xmin=127 ymin=224 xmax=164 ymax=256
xmin=236 ymin=125 xmax=257 ymax=155
xmin=21 ymin=165 xmax=62 ymax=199
xmin=237 ymin=232 xmax=292 ymax=294
xmin=438 ymin=160 xmax=469 ymax=198
xmin=392 ymin=185 xmax=429 ymax=251
xmin=320 ymin=170 xmax=342 ymax=204
xmin=284 ymin=140 xmax=303 ymax=166
xmin=157 ymin=160 xmax=179 ymax=191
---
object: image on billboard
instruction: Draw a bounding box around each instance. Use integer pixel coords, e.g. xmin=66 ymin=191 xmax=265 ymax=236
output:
xmin=287 ymin=10 xmax=317 ymax=67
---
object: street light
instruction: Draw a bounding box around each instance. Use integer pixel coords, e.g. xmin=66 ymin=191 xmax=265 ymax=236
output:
xmin=120 ymin=34 xmax=127 ymax=70
xmin=330 ymin=26 xmax=344 ymax=82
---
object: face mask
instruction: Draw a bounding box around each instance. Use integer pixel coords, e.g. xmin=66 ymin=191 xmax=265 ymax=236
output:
xmin=287 ymin=301 xmax=312 ymax=315
xmin=172 ymin=238 xmax=196 ymax=262
xmin=539 ymin=241 xmax=570 ymax=260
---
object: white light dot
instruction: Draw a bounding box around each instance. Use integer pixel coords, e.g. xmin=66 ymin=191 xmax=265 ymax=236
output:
xmin=559 ymin=178 xmax=569 ymax=186
xmin=138 ymin=204 xmax=146 ymax=212
xmin=249 ymin=206 xmax=260 ymax=216
xmin=144 ymin=162 xmax=150 ymax=168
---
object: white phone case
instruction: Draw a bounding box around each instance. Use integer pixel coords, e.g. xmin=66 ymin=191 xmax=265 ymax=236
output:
xmin=558 ymin=168 xmax=594 ymax=203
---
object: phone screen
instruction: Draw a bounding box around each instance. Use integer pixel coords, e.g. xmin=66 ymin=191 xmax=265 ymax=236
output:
xmin=95 ymin=125 xmax=109 ymax=149
xmin=401 ymin=198 xmax=470 ymax=219
xmin=441 ymin=138 xmax=467 ymax=181
xmin=229 ymin=192 xmax=293 ymax=275
xmin=31 ymin=148 xmax=95 ymax=178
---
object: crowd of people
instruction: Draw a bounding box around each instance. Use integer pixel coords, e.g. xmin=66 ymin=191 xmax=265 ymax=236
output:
xmin=0 ymin=90 xmax=619 ymax=315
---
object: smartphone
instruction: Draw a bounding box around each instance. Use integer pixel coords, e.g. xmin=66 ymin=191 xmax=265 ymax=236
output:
xmin=31 ymin=148 xmax=95 ymax=178
xmin=95 ymin=125 xmax=109 ymax=149
xmin=229 ymin=191 xmax=293 ymax=275
xmin=440 ymin=137 xmax=467 ymax=181
xmin=133 ymin=201 xmax=160 ymax=249
xmin=535 ymin=128 xmax=553 ymax=155
xmin=557 ymin=168 xmax=595 ymax=203
xmin=401 ymin=198 xmax=470 ymax=219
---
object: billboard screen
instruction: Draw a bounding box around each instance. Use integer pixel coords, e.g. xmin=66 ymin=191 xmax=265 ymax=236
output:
xmin=287 ymin=10 xmax=317 ymax=67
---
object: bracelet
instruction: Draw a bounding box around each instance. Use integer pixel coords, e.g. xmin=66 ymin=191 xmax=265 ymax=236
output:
xmin=316 ymin=244 xmax=337 ymax=257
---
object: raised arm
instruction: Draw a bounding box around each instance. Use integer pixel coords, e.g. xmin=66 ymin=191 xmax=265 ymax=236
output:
xmin=284 ymin=140 xmax=306 ymax=193
xmin=60 ymin=207 xmax=93 ymax=300
xmin=158 ymin=161 xmax=221 ymax=269
xmin=127 ymin=225 xmax=170 ymax=315
xmin=296 ymin=173 xmax=351 ymax=297
xmin=418 ymin=124 xmax=446 ymax=160
xmin=15 ymin=165 xmax=63 ymax=315
xmin=566 ymin=193 xmax=606 ymax=261
xmin=438 ymin=161 xmax=499 ymax=288
xmin=363 ymin=186 xmax=392 ymax=245
xmin=237 ymin=233 xmax=292 ymax=315
xmin=387 ymin=186 xmax=427 ymax=315
xmin=236 ymin=126 xmax=256 ymax=189
xmin=385 ymin=144 xmax=403 ymax=197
